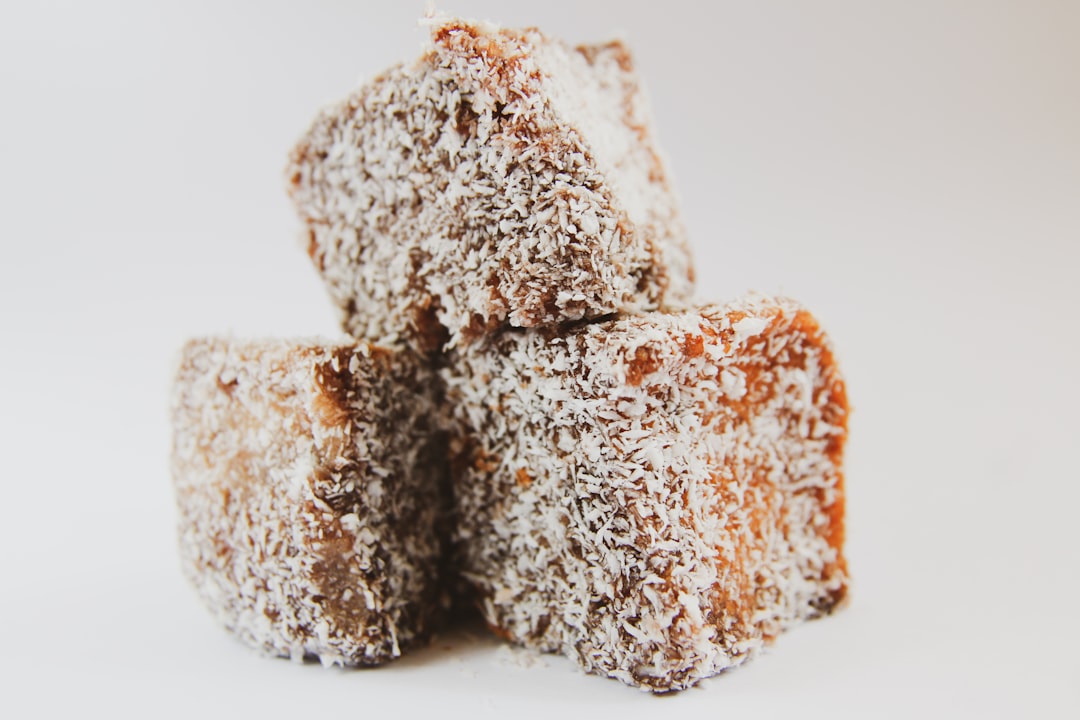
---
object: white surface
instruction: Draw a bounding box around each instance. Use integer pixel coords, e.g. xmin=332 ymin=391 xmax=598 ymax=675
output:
xmin=1 ymin=1 xmax=1077 ymax=717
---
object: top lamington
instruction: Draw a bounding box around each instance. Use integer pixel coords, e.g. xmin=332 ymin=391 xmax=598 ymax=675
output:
xmin=287 ymin=16 xmax=694 ymax=352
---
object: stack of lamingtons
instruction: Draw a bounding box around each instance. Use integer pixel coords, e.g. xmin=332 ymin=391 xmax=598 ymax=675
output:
xmin=171 ymin=16 xmax=849 ymax=693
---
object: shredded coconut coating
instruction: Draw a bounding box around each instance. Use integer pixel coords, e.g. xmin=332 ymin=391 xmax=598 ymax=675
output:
xmin=286 ymin=16 xmax=694 ymax=353
xmin=171 ymin=339 xmax=446 ymax=665
xmin=442 ymin=296 xmax=848 ymax=692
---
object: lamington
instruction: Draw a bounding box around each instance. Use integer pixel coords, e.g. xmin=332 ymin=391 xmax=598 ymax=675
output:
xmin=442 ymin=295 xmax=849 ymax=691
xmin=171 ymin=338 xmax=446 ymax=665
xmin=287 ymin=16 xmax=694 ymax=353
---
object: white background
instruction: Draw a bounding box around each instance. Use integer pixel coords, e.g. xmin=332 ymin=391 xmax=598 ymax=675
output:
xmin=1 ymin=1 xmax=1077 ymax=717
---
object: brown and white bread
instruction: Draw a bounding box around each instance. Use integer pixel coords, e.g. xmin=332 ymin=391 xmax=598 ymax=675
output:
xmin=171 ymin=338 xmax=446 ymax=665
xmin=287 ymin=16 xmax=694 ymax=353
xmin=442 ymin=295 xmax=848 ymax=691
